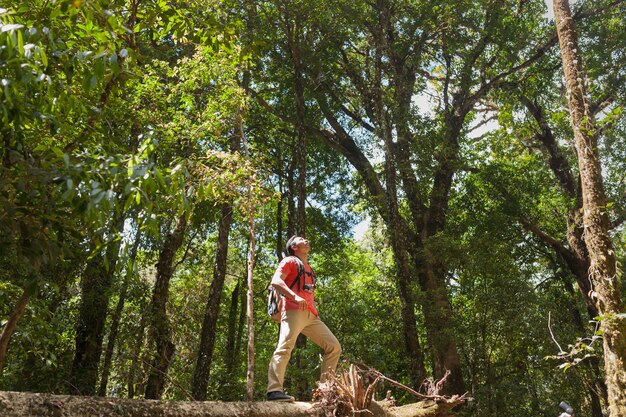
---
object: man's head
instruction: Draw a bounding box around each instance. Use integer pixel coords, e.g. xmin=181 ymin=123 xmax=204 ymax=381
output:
xmin=286 ymin=235 xmax=309 ymax=256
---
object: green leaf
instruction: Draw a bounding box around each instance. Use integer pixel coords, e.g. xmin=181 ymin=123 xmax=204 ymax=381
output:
xmin=17 ymin=28 xmax=24 ymax=54
xmin=39 ymin=47 xmax=48 ymax=67
xmin=95 ymin=57 xmax=105 ymax=79
xmin=52 ymin=147 xmax=64 ymax=158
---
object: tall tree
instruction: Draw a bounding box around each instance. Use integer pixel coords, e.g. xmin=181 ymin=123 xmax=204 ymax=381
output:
xmin=69 ymin=213 xmax=125 ymax=395
xmin=192 ymin=202 xmax=236 ymax=400
xmin=192 ymin=3 xmax=256 ymax=398
xmin=144 ymin=214 xmax=188 ymax=399
xmin=300 ymin=0 xmax=571 ymax=394
xmin=553 ymin=0 xmax=626 ymax=414
xmin=511 ymin=92 xmax=609 ymax=415
xmin=281 ymin=3 xmax=308 ymax=237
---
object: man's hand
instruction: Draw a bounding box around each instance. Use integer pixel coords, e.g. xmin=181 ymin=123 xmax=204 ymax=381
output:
xmin=293 ymin=294 xmax=308 ymax=310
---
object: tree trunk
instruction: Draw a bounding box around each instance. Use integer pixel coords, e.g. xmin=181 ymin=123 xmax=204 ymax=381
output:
xmin=239 ymin=101 xmax=257 ymax=402
xmin=386 ymin=30 xmax=440 ymax=391
xmin=380 ymin=88 xmax=427 ymax=390
xmin=286 ymin=156 xmax=297 ymax=238
xmin=135 ymin=307 xmax=154 ymax=398
xmin=99 ymin=230 xmax=142 ymax=396
xmin=284 ymin=12 xmax=310 ymax=390
xmin=0 ymin=286 xmax=32 ymax=372
xmin=192 ymin=100 xmax=242 ymax=398
xmin=225 ymin=281 xmax=241 ymax=376
xmin=235 ymin=276 xmax=247 ymax=364
xmin=417 ymin=115 xmax=466 ymax=396
xmin=391 ymin=229 xmax=428 ymax=390
xmin=246 ymin=216 xmax=256 ymax=401
xmin=520 ymin=95 xmax=599 ymax=319
xmin=553 ymin=0 xmax=626 ymax=414
xmin=127 ymin=301 xmax=148 ymax=399
xmin=192 ymin=203 xmax=234 ymax=400
xmin=70 ymin=213 xmax=125 ymax=395
xmin=218 ymin=280 xmax=243 ymax=397
xmin=314 ymin=96 xmax=428 ymax=391
xmin=290 ymin=25 xmax=307 ymax=238
xmin=0 ymin=390 xmax=464 ymax=417
xmin=418 ymin=254 xmax=464 ymax=396
xmin=277 ymin=179 xmax=285 ymax=259
xmin=145 ymin=214 xmax=187 ymax=399
xmin=365 ymin=10 xmax=429 ymax=392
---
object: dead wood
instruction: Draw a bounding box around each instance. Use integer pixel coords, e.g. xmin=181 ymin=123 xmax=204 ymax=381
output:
xmin=311 ymin=365 xmax=469 ymax=417
xmin=0 ymin=390 xmax=466 ymax=417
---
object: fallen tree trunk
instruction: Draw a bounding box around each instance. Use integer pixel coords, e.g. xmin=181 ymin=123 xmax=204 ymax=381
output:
xmin=0 ymin=391 xmax=465 ymax=417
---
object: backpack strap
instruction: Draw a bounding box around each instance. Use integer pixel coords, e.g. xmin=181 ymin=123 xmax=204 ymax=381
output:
xmin=287 ymin=255 xmax=305 ymax=292
xmin=266 ymin=256 xmax=306 ymax=293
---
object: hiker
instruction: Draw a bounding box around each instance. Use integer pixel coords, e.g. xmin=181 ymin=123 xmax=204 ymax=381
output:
xmin=266 ymin=235 xmax=342 ymax=402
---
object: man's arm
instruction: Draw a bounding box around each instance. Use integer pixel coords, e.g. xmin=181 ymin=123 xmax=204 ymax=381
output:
xmin=271 ymin=270 xmax=308 ymax=310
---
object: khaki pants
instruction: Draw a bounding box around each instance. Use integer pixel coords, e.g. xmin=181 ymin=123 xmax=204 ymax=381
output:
xmin=267 ymin=309 xmax=341 ymax=393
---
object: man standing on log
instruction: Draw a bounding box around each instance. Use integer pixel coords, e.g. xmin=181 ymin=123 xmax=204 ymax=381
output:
xmin=266 ymin=235 xmax=342 ymax=402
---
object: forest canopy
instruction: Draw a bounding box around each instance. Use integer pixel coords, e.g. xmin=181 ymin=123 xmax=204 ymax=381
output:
xmin=1 ymin=0 xmax=625 ymax=417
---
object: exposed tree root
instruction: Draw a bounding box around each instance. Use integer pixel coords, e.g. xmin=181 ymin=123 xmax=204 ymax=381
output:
xmin=312 ymin=364 xmax=470 ymax=417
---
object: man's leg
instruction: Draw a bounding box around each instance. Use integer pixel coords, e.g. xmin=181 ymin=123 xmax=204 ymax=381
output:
xmin=301 ymin=316 xmax=341 ymax=382
xmin=267 ymin=310 xmax=308 ymax=394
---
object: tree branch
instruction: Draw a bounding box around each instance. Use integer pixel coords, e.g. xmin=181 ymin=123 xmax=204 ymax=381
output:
xmin=518 ymin=216 xmax=573 ymax=262
xmin=517 ymin=93 xmax=578 ymax=197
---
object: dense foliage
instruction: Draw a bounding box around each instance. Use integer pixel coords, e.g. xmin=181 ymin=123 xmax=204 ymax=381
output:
xmin=1 ymin=1 xmax=625 ymax=417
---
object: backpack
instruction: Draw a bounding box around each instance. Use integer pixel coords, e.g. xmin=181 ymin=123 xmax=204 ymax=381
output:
xmin=267 ymin=256 xmax=305 ymax=322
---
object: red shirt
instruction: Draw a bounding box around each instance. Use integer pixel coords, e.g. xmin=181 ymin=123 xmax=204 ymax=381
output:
xmin=278 ymin=256 xmax=318 ymax=316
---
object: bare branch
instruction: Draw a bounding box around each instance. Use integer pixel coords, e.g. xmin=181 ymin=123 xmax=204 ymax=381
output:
xmin=548 ymin=311 xmax=566 ymax=354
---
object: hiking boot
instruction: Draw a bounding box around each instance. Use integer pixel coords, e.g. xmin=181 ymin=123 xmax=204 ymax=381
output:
xmin=267 ymin=391 xmax=295 ymax=402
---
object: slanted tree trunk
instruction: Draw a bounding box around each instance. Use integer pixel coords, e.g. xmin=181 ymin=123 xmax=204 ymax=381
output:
xmin=553 ymin=0 xmax=626 ymax=414
xmin=0 ymin=286 xmax=32 ymax=372
xmin=192 ymin=203 xmax=234 ymax=400
xmin=518 ymin=95 xmax=607 ymax=415
xmin=144 ymin=214 xmax=187 ymax=399
xmin=519 ymin=95 xmax=599 ymax=319
xmin=70 ymin=213 xmax=125 ymax=395
xmin=313 ymin=92 xmax=429 ymax=393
